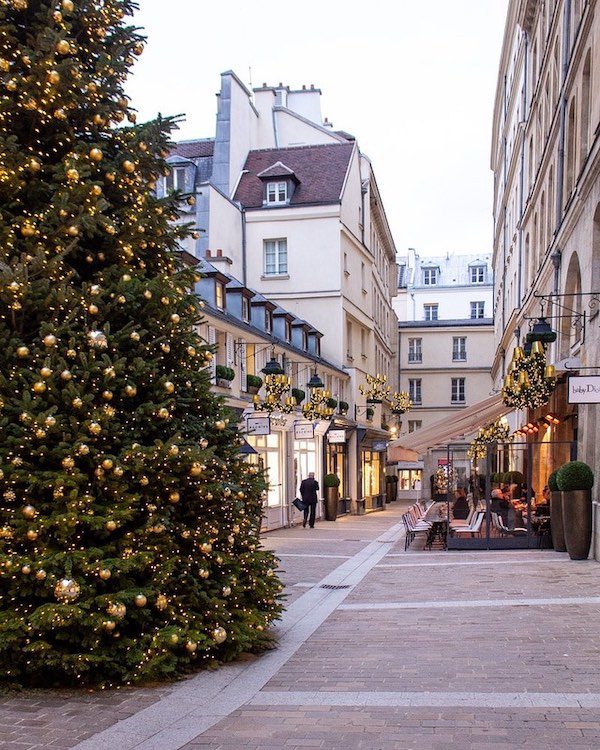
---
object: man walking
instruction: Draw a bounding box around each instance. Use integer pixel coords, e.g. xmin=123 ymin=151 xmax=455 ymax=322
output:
xmin=299 ymin=472 xmax=319 ymax=529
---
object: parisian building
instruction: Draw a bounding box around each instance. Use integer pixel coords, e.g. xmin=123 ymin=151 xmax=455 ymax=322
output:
xmin=391 ymin=250 xmax=495 ymax=500
xmin=491 ymin=1 xmax=600 ymax=553
xmin=162 ymin=72 xmax=400 ymax=527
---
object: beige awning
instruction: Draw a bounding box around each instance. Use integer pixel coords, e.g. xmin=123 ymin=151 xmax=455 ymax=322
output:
xmin=389 ymin=393 xmax=510 ymax=456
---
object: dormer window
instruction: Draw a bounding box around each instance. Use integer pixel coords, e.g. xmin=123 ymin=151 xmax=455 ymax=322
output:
xmin=266 ymin=181 xmax=288 ymax=205
xmin=302 ymin=330 xmax=308 ymax=350
xmin=470 ymin=265 xmax=486 ymax=284
xmin=164 ymin=166 xmax=186 ymax=193
xmin=422 ymin=267 xmax=438 ymax=286
xmin=285 ymin=319 xmax=292 ymax=342
xmin=265 ymin=309 xmax=273 ymax=333
xmin=241 ymin=296 xmax=250 ymax=322
xmin=215 ymin=281 xmax=226 ymax=310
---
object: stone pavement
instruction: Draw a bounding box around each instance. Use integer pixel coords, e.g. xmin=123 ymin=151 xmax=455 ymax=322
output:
xmin=2 ymin=502 xmax=600 ymax=749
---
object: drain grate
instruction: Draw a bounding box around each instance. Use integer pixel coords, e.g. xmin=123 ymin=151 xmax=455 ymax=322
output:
xmin=321 ymin=584 xmax=351 ymax=590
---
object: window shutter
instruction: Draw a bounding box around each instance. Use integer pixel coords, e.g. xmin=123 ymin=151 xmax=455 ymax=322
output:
xmin=239 ymin=340 xmax=247 ymax=391
xmin=226 ymin=333 xmax=234 ymax=367
xmin=207 ymin=326 xmax=216 ymax=379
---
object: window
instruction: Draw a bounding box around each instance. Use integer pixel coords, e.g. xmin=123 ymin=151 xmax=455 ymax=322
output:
xmin=302 ymin=330 xmax=308 ymax=350
xmin=409 ymin=378 xmax=422 ymax=405
xmin=344 ymin=252 xmax=349 ymax=275
xmin=470 ymin=301 xmax=485 ymax=319
xmin=361 ymin=262 xmax=366 ymax=292
xmin=246 ymin=433 xmax=282 ymax=507
xmin=241 ymin=296 xmax=250 ymax=322
xmin=470 ymin=265 xmax=485 ymax=284
xmin=424 ymin=304 xmax=438 ymax=321
xmin=215 ymin=281 xmax=226 ymax=310
xmin=408 ymin=420 xmax=422 ymax=433
xmin=285 ymin=319 xmax=292 ymax=342
xmin=265 ymin=309 xmax=272 ymax=333
xmin=164 ymin=166 xmax=186 ymax=193
xmin=408 ymin=338 xmax=422 ymax=363
xmin=346 ymin=320 xmax=353 ymax=359
xmin=264 ymin=239 xmax=288 ymax=276
xmin=266 ymin=181 xmax=287 ymax=205
xmin=422 ymin=267 xmax=438 ymax=285
xmin=361 ymin=329 xmax=367 ymax=357
xmin=452 ymin=337 xmax=467 ymax=361
xmin=451 ymin=377 xmax=466 ymax=403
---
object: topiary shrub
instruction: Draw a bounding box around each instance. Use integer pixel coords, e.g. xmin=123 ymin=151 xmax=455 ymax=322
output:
xmin=246 ymin=374 xmax=263 ymax=390
xmin=505 ymin=471 xmax=524 ymax=484
xmin=548 ymin=470 xmax=559 ymax=492
xmin=339 ymin=401 xmax=349 ymax=413
xmin=326 ymin=398 xmax=338 ymax=409
xmin=557 ymin=461 xmax=595 ymax=491
xmin=215 ymin=365 xmax=235 ymax=381
xmin=324 ymin=473 xmax=341 ymax=488
xmin=291 ymin=388 xmax=306 ymax=403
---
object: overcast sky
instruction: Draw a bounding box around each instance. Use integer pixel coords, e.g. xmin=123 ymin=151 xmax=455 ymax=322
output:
xmin=126 ymin=0 xmax=509 ymax=257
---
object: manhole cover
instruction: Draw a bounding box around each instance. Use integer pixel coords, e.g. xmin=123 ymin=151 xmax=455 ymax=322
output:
xmin=321 ymin=584 xmax=351 ymax=590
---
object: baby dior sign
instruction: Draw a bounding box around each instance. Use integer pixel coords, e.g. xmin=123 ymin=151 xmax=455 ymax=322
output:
xmin=568 ymin=375 xmax=600 ymax=404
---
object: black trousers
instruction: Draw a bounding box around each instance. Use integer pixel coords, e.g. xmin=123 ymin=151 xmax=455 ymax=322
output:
xmin=303 ymin=501 xmax=317 ymax=528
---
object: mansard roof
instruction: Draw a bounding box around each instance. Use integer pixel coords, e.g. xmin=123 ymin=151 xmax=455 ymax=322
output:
xmin=234 ymin=142 xmax=354 ymax=209
xmin=256 ymin=161 xmax=298 ymax=181
xmin=170 ymin=139 xmax=215 ymax=159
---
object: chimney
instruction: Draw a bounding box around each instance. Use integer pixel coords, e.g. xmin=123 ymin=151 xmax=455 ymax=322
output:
xmin=216 ymin=248 xmax=223 ymax=257
xmin=206 ymin=249 xmax=212 ymax=258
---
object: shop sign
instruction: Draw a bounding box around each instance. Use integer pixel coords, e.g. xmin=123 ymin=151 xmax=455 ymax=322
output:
xmin=294 ymin=421 xmax=315 ymax=439
xmin=328 ymin=430 xmax=346 ymax=444
xmin=245 ymin=415 xmax=270 ymax=436
xmin=568 ymin=375 xmax=600 ymax=404
xmin=373 ymin=441 xmax=388 ymax=452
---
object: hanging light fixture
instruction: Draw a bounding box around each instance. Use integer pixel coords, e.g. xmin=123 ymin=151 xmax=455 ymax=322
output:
xmin=527 ymin=315 xmax=557 ymax=344
xmin=307 ymin=370 xmax=324 ymax=390
xmin=261 ymin=349 xmax=285 ymax=376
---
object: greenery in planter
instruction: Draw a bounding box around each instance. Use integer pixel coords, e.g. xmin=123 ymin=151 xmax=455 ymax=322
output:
xmin=385 ymin=475 xmax=398 ymax=483
xmin=291 ymin=388 xmax=306 ymax=403
xmin=215 ymin=365 xmax=235 ymax=382
xmin=246 ymin=374 xmax=263 ymax=390
xmin=548 ymin=470 xmax=559 ymax=491
xmin=324 ymin=473 xmax=341 ymax=488
xmin=339 ymin=400 xmax=349 ymax=413
xmin=490 ymin=472 xmax=501 ymax=484
xmin=326 ymin=397 xmax=338 ymax=409
xmin=557 ymin=461 xmax=595 ymax=491
xmin=505 ymin=471 xmax=524 ymax=484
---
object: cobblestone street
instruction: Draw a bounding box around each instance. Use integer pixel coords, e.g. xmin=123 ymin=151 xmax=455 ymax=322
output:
xmin=3 ymin=503 xmax=600 ymax=749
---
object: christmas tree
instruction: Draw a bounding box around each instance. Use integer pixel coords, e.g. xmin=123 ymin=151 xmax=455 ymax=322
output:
xmin=0 ymin=0 xmax=282 ymax=687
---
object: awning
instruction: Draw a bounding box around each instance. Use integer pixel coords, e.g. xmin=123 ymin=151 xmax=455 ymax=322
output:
xmin=388 ymin=393 xmax=510 ymax=456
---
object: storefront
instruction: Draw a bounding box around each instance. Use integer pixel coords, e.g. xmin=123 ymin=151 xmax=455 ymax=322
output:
xmin=396 ymin=460 xmax=424 ymax=502
xmin=359 ymin=429 xmax=387 ymax=512
xmin=325 ymin=420 xmax=354 ymax=515
xmin=246 ymin=431 xmax=286 ymax=531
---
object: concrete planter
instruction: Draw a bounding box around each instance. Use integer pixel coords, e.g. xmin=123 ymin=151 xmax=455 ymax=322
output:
xmin=550 ymin=491 xmax=566 ymax=552
xmin=562 ymin=490 xmax=592 ymax=560
xmin=325 ymin=487 xmax=339 ymax=521
xmin=247 ymin=385 xmax=260 ymax=395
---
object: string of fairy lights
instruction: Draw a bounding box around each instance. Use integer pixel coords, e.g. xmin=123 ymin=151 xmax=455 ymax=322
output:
xmin=0 ymin=0 xmax=282 ymax=687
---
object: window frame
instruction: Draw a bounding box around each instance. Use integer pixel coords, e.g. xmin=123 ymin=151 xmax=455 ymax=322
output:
xmin=265 ymin=309 xmax=273 ymax=333
xmin=241 ymin=296 xmax=251 ymax=322
xmin=422 ymin=267 xmax=438 ymax=286
xmin=215 ymin=281 xmax=226 ymax=310
xmin=452 ymin=336 xmax=467 ymax=361
xmin=164 ymin=166 xmax=186 ymax=193
xmin=263 ymin=238 xmax=288 ymax=277
xmin=266 ymin=181 xmax=288 ymax=205
xmin=451 ymin=377 xmax=466 ymax=404
xmin=424 ymin=303 xmax=439 ymax=321
xmin=409 ymin=378 xmax=422 ymax=405
xmin=408 ymin=337 xmax=422 ymax=363
xmin=470 ymin=265 xmax=486 ymax=284
xmin=470 ymin=301 xmax=485 ymax=319
xmin=408 ymin=420 xmax=422 ymax=433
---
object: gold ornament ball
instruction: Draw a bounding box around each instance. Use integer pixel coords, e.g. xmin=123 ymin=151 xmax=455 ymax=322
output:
xmin=103 ymin=620 xmax=116 ymax=632
xmin=212 ymin=627 xmax=227 ymax=644
xmin=161 ymin=343 xmax=171 ymax=353
xmin=67 ymin=225 xmax=79 ymax=237
xmin=21 ymin=223 xmax=35 ymax=237
xmin=72 ymin=397 xmax=83 ymax=408
xmin=185 ymin=641 xmax=197 ymax=653
xmin=164 ymin=381 xmax=175 ymax=393
xmin=190 ymin=463 xmax=202 ymax=477
xmin=200 ymin=438 xmax=209 ymax=449
xmin=16 ymin=346 xmax=29 ymax=358
xmin=90 ymin=148 xmax=103 ymax=162
xmin=56 ymin=40 xmax=71 ymax=55
xmin=105 ymin=171 xmax=116 ymax=182
xmin=33 ymin=381 xmax=46 ymax=394
xmin=40 ymin=366 xmax=52 ymax=378
xmin=158 ymin=408 xmax=169 ymax=419
xmin=28 ymin=158 xmax=41 ymax=172
xmin=171 ymin=314 xmax=180 ymax=324
xmin=200 ymin=542 xmax=212 ymax=554
xmin=125 ymin=385 xmax=137 ymax=397
xmin=99 ymin=568 xmax=111 ymax=580
xmin=134 ymin=594 xmax=147 ymax=608
xmin=27 ymin=529 xmax=38 ymax=541
xmin=54 ymin=578 xmax=81 ymax=602
xmin=222 ymin=586 xmax=231 ymax=597
xmin=61 ymin=457 xmax=75 ymax=469
xmin=215 ymin=420 xmax=226 ymax=431
xmin=104 ymin=366 xmax=116 ymax=378
xmin=62 ymin=0 xmax=74 ymax=10
xmin=198 ymin=568 xmax=209 ymax=579
xmin=21 ymin=565 xmax=31 ymax=575
xmin=187 ymin=346 xmax=196 ymax=356
xmin=101 ymin=458 xmax=114 ymax=471
xmin=102 ymin=390 xmax=113 ymax=401
xmin=169 ymin=491 xmax=180 ymax=504
xmin=67 ymin=348 xmax=77 ymax=358
xmin=45 ymin=415 xmax=56 ymax=427
xmin=36 ymin=569 xmax=47 ymax=581
xmin=88 ymin=304 xmax=99 ymax=315
xmin=134 ymin=43 xmax=144 ymax=55
xmin=169 ymin=444 xmax=179 ymax=455
xmin=140 ymin=475 xmax=149 ymax=486
xmin=35 ymin=428 xmax=47 ymax=439
xmin=143 ymin=290 xmax=152 ymax=299
xmin=60 ymin=369 xmax=72 ymax=381
xmin=77 ymin=443 xmax=90 ymax=455
xmin=122 ymin=160 xmax=135 ymax=173
xmin=48 ymin=70 xmax=60 ymax=84
xmin=155 ymin=594 xmax=168 ymax=611
xmin=88 ymin=422 xmax=101 ymax=435
xmin=106 ymin=520 xmax=117 ymax=532
xmin=66 ymin=168 xmax=79 ymax=182
xmin=130 ymin=331 xmax=140 ymax=342
xmin=107 ymin=602 xmax=126 ymax=619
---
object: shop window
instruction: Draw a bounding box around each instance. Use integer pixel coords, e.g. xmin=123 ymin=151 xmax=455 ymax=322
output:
xmin=247 ymin=433 xmax=282 ymax=507
xmin=361 ymin=450 xmax=381 ymax=498
xmin=294 ymin=439 xmax=317 ymax=499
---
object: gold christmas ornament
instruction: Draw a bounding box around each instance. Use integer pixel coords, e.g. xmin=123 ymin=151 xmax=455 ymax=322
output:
xmin=56 ymin=40 xmax=71 ymax=55
xmin=130 ymin=331 xmax=140 ymax=342
xmin=88 ymin=330 xmax=108 ymax=348
xmin=106 ymin=602 xmax=126 ymax=619
xmin=212 ymin=627 xmax=227 ymax=644
xmin=88 ymin=422 xmax=101 ymax=435
xmin=21 ymin=222 xmax=36 ymax=237
xmin=164 ymin=381 xmax=175 ymax=393
xmin=143 ymin=290 xmax=152 ymax=299
xmin=200 ymin=542 xmax=212 ymax=554
xmin=67 ymin=225 xmax=79 ymax=237
xmin=125 ymin=385 xmax=137 ymax=397
xmin=105 ymin=520 xmax=117 ymax=532
xmin=215 ymin=420 xmax=226 ymax=431
xmin=222 ymin=586 xmax=231 ymax=597
xmin=54 ymin=578 xmax=81 ymax=603
xmin=43 ymin=334 xmax=57 ymax=348
xmin=90 ymin=148 xmax=103 ymax=162
xmin=155 ymin=594 xmax=168 ymax=611
xmin=198 ymin=568 xmax=209 ymax=579
xmin=26 ymin=529 xmax=38 ymax=541
xmin=113 ymin=466 xmax=124 ymax=477
xmin=169 ymin=444 xmax=179 ymax=455
xmin=122 ymin=160 xmax=135 ymax=173
xmin=16 ymin=346 xmax=29 ymax=358
xmin=169 ymin=491 xmax=180 ymax=504
xmin=134 ymin=594 xmax=147 ymax=607
xmin=66 ymin=168 xmax=79 ymax=182
xmin=67 ymin=349 xmax=77 ymax=358
xmin=101 ymin=458 xmax=114 ymax=471
xmin=190 ymin=463 xmax=203 ymax=477
xmin=40 ymin=366 xmax=52 ymax=378
xmin=140 ymin=476 xmax=149 ymax=486
xmin=103 ymin=620 xmax=116 ymax=632
xmin=72 ymin=397 xmax=83 ymax=408
xmin=171 ymin=314 xmax=180 ymax=324
xmin=102 ymin=390 xmax=113 ymax=401
xmin=61 ymin=456 xmax=75 ymax=469
xmin=60 ymin=370 xmax=72 ymax=380
xmin=99 ymin=568 xmax=111 ymax=580
xmin=185 ymin=641 xmax=197 ymax=653
xmin=45 ymin=415 xmax=56 ymax=427
xmin=35 ymin=569 xmax=47 ymax=581
xmin=21 ymin=565 xmax=31 ymax=575
xmin=158 ymin=408 xmax=169 ymax=419
xmin=33 ymin=381 xmax=47 ymax=393
xmin=169 ymin=634 xmax=179 ymax=645
xmin=62 ymin=0 xmax=74 ymax=11
xmin=88 ymin=304 xmax=99 ymax=315
xmin=77 ymin=444 xmax=90 ymax=455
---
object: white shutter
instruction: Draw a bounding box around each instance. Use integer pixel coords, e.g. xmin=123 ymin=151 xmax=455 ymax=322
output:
xmin=239 ymin=340 xmax=247 ymax=391
xmin=207 ymin=326 xmax=216 ymax=379
xmin=226 ymin=333 xmax=234 ymax=367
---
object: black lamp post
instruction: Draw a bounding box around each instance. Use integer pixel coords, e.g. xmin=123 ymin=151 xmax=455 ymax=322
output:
xmin=307 ymin=371 xmax=324 ymax=390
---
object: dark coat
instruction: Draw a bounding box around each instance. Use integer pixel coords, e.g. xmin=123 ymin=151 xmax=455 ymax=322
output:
xmin=300 ymin=478 xmax=319 ymax=505
xmin=452 ymin=496 xmax=470 ymax=520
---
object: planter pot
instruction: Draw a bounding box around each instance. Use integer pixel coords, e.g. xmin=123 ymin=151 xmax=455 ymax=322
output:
xmin=247 ymin=385 xmax=260 ymax=395
xmin=562 ymin=489 xmax=592 ymax=560
xmin=385 ymin=484 xmax=396 ymax=503
xmin=325 ymin=487 xmax=339 ymax=521
xmin=550 ymin=491 xmax=566 ymax=552
xmin=216 ymin=378 xmax=232 ymax=389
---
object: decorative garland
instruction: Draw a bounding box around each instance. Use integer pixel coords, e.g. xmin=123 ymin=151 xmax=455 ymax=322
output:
xmin=252 ymin=374 xmax=296 ymax=414
xmin=467 ymin=419 xmax=511 ymax=460
xmin=302 ymin=388 xmax=334 ymax=421
xmin=389 ymin=390 xmax=413 ymax=415
xmin=359 ymin=373 xmax=391 ymax=403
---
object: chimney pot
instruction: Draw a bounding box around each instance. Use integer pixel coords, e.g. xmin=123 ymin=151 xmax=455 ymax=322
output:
xmin=217 ymin=248 xmax=223 ymax=257
xmin=302 ymin=84 xmax=306 ymax=90
xmin=206 ymin=249 xmax=211 ymax=258
xmin=310 ymin=84 xmax=314 ymax=89
xmin=279 ymin=81 xmax=283 ymax=87
xmin=262 ymin=82 xmax=267 ymax=87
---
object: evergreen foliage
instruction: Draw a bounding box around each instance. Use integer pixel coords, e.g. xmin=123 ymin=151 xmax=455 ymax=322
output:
xmin=0 ymin=0 xmax=282 ymax=687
